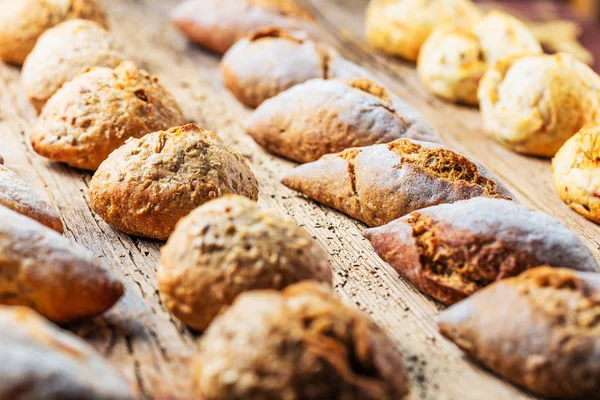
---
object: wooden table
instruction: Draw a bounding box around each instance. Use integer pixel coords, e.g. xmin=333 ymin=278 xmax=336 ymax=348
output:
xmin=1 ymin=0 xmax=598 ymax=399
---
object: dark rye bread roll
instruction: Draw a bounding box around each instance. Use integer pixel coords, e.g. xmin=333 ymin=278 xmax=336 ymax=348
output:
xmin=247 ymin=79 xmax=440 ymax=162
xmin=171 ymin=0 xmax=316 ymax=54
xmin=364 ymin=197 xmax=599 ymax=305
xmin=222 ymin=27 xmax=375 ymax=108
xmin=282 ymin=139 xmax=514 ymax=227
xmin=438 ymin=267 xmax=600 ymax=399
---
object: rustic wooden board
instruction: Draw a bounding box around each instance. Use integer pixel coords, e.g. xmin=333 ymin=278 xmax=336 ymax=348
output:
xmin=0 ymin=0 xmax=598 ymax=399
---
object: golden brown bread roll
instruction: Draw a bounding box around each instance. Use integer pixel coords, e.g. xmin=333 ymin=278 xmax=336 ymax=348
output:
xmin=0 ymin=0 xmax=107 ymax=65
xmin=193 ymin=282 xmax=409 ymax=400
xmin=478 ymin=52 xmax=600 ymax=157
xmin=22 ymin=19 xmax=126 ymax=111
xmin=171 ymin=0 xmax=316 ymax=54
xmin=365 ymin=0 xmax=480 ymax=62
xmin=29 ymin=61 xmax=187 ymax=171
xmin=88 ymin=124 xmax=259 ymax=240
xmin=0 ymin=164 xmax=63 ymax=232
xmin=364 ymin=197 xmax=599 ymax=305
xmin=282 ymin=139 xmax=514 ymax=227
xmin=552 ymin=123 xmax=600 ymax=223
xmin=158 ymin=195 xmax=332 ymax=331
xmin=247 ymin=78 xmax=440 ymax=162
xmin=438 ymin=267 xmax=600 ymax=399
xmin=0 ymin=205 xmax=124 ymax=323
xmin=0 ymin=306 xmax=136 ymax=399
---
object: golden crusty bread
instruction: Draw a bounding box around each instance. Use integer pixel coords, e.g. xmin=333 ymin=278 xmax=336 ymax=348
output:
xmin=0 ymin=0 xmax=107 ymax=66
xmin=29 ymin=61 xmax=187 ymax=171
xmin=365 ymin=0 xmax=480 ymax=62
xmin=193 ymin=282 xmax=409 ymax=400
xmin=478 ymin=52 xmax=600 ymax=157
xmin=0 ymin=306 xmax=136 ymax=399
xmin=438 ymin=267 xmax=600 ymax=399
xmin=0 ymin=164 xmax=63 ymax=232
xmin=88 ymin=124 xmax=259 ymax=240
xmin=247 ymin=78 xmax=440 ymax=162
xmin=22 ymin=19 xmax=126 ymax=111
xmin=282 ymin=138 xmax=514 ymax=227
xmin=0 ymin=205 xmax=124 ymax=323
xmin=171 ymin=0 xmax=316 ymax=54
xmin=364 ymin=197 xmax=599 ymax=305
xmin=158 ymin=195 xmax=332 ymax=331
xmin=552 ymin=123 xmax=600 ymax=223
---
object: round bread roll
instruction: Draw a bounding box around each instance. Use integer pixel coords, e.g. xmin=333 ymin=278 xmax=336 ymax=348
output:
xmin=29 ymin=61 xmax=187 ymax=171
xmin=552 ymin=123 xmax=600 ymax=223
xmin=478 ymin=53 xmax=600 ymax=157
xmin=417 ymin=25 xmax=486 ymax=105
xmin=22 ymin=19 xmax=126 ymax=111
xmin=0 ymin=0 xmax=107 ymax=65
xmin=158 ymin=195 xmax=332 ymax=331
xmin=365 ymin=0 xmax=480 ymax=62
xmin=193 ymin=282 xmax=409 ymax=400
xmin=88 ymin=124 xmax=259 ymax=240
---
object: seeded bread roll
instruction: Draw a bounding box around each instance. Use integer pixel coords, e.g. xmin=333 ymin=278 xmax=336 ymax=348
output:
xmin=22 ymin=19 xmax=126 ymax=111
xmin=88 ymin=124 xmax=259 ymax=240
xmin=0 ymin=164 xmax=63 ymax=232
xmin=171 ymin=0 xmax=316 ymax=54
xmin=30 ymin=61 xmax=187 ymax=171
xmin=282 ymin=138 xmax=514 ymax=227
xmin=552 ymin=123 xmax=600 ymax=223
xmin=478 ymin=53 xmax=600 ymax=157
xmin=158 ymin=195 xmax=332 ymax=331
xmin=0 ymin=205 xmax=124 ymax=323
xmin=194 ymin=282 xmax=409 ymax=400
xmin=438 ymin=267 xmax=600 ymax=399
xmin=247 ymin=78 xmax=440 ymax=162
xmin=365 ymin=0 xmax=480 ymax=62
xmin=0 ymin=0 xmax=107 ymax=66
xmin=364 ymin=197 xmax=598 ymax=305
xmin=0 ymin=306 xmax=136 ymax=399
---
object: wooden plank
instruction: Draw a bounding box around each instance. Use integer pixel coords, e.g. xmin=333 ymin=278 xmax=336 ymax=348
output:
xmin=0 ymin=0 xmax=598 ymax=399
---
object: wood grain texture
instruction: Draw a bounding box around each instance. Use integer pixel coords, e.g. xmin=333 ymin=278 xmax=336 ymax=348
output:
xmin=0 ymin=0 xmax=598 ymax=399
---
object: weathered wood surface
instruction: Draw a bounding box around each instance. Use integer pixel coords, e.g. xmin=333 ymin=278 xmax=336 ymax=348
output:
xmin=0 ymin=0 xmax=598 ymax=399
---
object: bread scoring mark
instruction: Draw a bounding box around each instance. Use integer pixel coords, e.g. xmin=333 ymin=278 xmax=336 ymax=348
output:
xmin=247 ymin=26 xmax=305 ymax=43
xmin=339 ymin=148 xmax=361 ymax=207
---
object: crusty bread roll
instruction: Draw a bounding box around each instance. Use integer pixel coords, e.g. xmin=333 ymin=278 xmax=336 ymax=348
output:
xmin=365 ymin=0 xmax=480 ymax=62
xmin=88 ymin=124 xmax=259 ymax=240
xmin=478 ymin=52 xmax=600 ymax=157
xmin=247 ymin=78 xmax=440 ymax=162
xmin=552 ymin=123 xmax=600 ymax=223
xmin=193 ymin=282 xmax=409 ymax=400
xmin=22 ymin=19 xmax=126 ymax=111
xmin=0 ymin=205 xmax=124 ymax=323
xmin=158 ymin=195 xmax=332 ymax=331
xmin=364 ymin=197 xmax=599 ymax=305
xmin=438 ymin=267 xmax=600 ymax=399
xmin=0 ymin=0 xmax=107 ymax=65
xmin=0 ymin=164 xmax=63 ymax=232
xmin=282 ymin=138 xmax=514 ymax=227
xmin=171 ymin=0 xmax=316 ymax=54
xmin=30 ymin=61 xmax=187 ymax=171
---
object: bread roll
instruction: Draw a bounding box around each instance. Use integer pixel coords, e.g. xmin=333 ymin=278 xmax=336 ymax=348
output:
xmin=247 ymin=78 xmax=440 ymax=162
xmin=30 ymin=61 xmax=187 ymax=171
xmin=552 ymin=123 xmax=600 ymax=223
xmin=478 ymin=53 xmax=600 ymax=157
xmin=438 ymin=267 xmax=600 ymax=399
xmin=22 ymin=19 xmax=125 ymax=111
xmin=88 ymin=124 xmax=259 ymax=240
xmin=0 ymin=306 xmax=136 ymax=399
xmin=282 ymin=139 xmax=514 ymax=227
xmin=364 ymin=197 xmax=598 ymax=305
xmin=158 ymin=195 xmax=332 ymax=331
xmin=193 ymin=282 xmax=409 ymax=400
